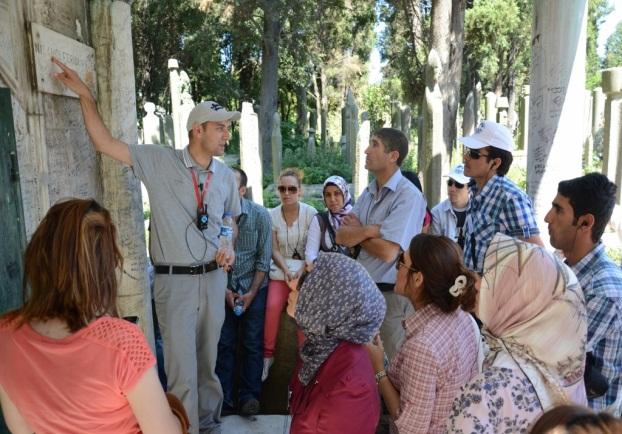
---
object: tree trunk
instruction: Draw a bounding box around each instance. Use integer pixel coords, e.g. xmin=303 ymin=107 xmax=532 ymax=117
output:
xmin=258 ymin=1 xmax=280 ymax=173
xmin=430 ymin=0 xmax=466 ymax=160
xmin=295 ymin=83 xmax=308 ymax=136
xmin=312 ymin=69 xmax=321 ymax=136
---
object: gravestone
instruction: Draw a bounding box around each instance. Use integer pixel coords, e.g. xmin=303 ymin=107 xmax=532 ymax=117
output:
xmin=496 ymin=96 xmax=509 ymax=127
xmin=592 ymin=87 xmax=606 ymax=156
xmin=400 ymin=105 xmax=412 ymax=138
xmin=168 ymin=59 xmax=194 ymax=149
xmin=485 ymin=92 xmax=497 ymax=121
xmin=142 ymin=102 xmax=161 ymax=145
xmin=527 ymin=0 xmax=587 ymax=240
xmin=391 ymin=101 xmax=402 ymax=132
xmin=344 ymin=88 xmax=358 ymax=166
xmin=462 ymin=90 xmax=475 ymax=137
xmin=240 ymin=102 xmax=263 ymax=205
xmin=474 ymin=82 xmax=482 ymax=126
xmin=602 ymin=67 xmax=622 ymax=202
xmin=420 ymin=48 xmax=445 ymax=207
xmin=354 ymin=112 xmax=370 ymax=199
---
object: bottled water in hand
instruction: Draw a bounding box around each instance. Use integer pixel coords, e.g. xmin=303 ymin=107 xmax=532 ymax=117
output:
xmin=218 ymin=213 xmax=234 ymax=256
xmin=233 ymin=295 xmax=245 ymax=316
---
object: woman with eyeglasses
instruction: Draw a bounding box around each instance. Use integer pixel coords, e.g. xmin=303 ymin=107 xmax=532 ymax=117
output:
xmin=0 ymin=199 xmax=185 ymax=434
xmin=430 ymin=164 xmax=470 ymax=249
xmin=304 ymin=175 xmax=353 ymax=265
xmin=263 ymin=168 xmax=317 ymax=381
xmin=366 ymin=234 xmax=481 ymax=434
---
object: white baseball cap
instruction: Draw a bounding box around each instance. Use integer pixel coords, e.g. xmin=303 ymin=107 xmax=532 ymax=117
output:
xmin=458 ymin=121 xmax=513 ymax=153
xmin=445 ymin=164 xmax=471 ymax=185
xmin=186 ymin=101 xmax=241 ymax=132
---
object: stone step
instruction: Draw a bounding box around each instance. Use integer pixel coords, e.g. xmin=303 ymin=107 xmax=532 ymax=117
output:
xmin=221 ymin=415 xmax=290 ymax=434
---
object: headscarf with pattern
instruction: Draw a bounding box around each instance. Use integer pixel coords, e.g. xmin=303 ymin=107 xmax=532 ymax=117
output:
xmin=323 ymin=175 xmax=353 ymax=230
xmin=478 ymin=233 xmax=588 ymax=409
xmin=295 ymin=252 xmax=386 ymax=385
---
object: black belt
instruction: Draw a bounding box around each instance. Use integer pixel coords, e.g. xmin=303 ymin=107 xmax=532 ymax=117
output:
xmin=376 ymin=282 xmax=394 ymax=292
xmin=154 ymin=261 xmax=218 ymax=275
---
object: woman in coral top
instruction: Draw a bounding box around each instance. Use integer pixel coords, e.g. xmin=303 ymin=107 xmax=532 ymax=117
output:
xmin=0 ymin=198 xmax=184 ymax=434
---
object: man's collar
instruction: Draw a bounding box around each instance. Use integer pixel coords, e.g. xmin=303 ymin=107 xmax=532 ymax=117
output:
xmin=369 ymin=168 xmax=402 ymax=195
xmin=182 ymin=147 xmax=216 ymax=172
xmin=471 ymin=174 xmax=500 ymax=198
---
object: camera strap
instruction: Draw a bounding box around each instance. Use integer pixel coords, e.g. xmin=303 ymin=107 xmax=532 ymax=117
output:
xmin=191 ymin=169 xmax=213 ymax=212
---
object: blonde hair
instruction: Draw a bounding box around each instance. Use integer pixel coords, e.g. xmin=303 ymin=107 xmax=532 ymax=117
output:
xmin=279 ymin=167 xmax=304 ymax=186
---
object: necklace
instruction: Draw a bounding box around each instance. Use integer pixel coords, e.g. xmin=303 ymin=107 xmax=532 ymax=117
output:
xmin=282 ymin=203 xmax=302 ymax=259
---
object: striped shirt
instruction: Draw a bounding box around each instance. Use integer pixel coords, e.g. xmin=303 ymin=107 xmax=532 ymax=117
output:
xmin=571 ymin=243 xmax=622 ymax=415
xmin=229 ymin=198 xmax=272 ymax=293
xmin=463 ymin=175 xmax=539 ymax=272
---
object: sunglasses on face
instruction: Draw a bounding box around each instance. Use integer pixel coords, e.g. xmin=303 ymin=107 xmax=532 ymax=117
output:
xmin=447 ymin=179 xmax=465 ymax=189
xmin=277 ymin=185 xmax=298 ymax=194
xmin=396 ymin=251 xmax=418 ymax=273
xmin=463 ymin=148 xmax=491 ymax=160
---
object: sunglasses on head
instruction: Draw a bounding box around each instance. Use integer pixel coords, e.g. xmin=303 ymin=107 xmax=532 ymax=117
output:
xmin=396 ymin=251 xmax=418 ymax=273
xmin=463 ymin=148 xmax=491 ymax=160
xmin=277 ymin=185 xmax=298 ymax=194
xmin=447 ymin=179 xmax=465 ymax=189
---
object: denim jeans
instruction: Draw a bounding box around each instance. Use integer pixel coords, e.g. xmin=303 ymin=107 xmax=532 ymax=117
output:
xmin=216 ymin=284 xmax=267 ymax=408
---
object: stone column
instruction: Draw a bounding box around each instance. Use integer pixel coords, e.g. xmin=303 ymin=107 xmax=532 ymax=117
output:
xmin=307 ymin=128 xmax=316 ymax=157
xmin=271 ymin=111 xmax=283 ymax=188
xmin=240 ymin=102 xmax=264 ymax=205
xmin=593 ymin=87 xmax=606 ymax=154
xmin=462 ymin=90 xmax=475 ymax=137
xmin=602 ymin=68 xmax=622 ymax=202
xmin=485 ymin=91 xmax=497 ymax=121
xmin=91 ymin=0 xmax=153 ymax=343
xmin=168 ymin=59 xmax=183 ymax=149
xmin=582 ymin=89 xmax=593 ymax=166
xmin=420 ymin=48 xmax=446 ymax=207
xmin=354 ymin=112 xmax=370 ymax=199
xmin=400 ymin=105 xmax=412 ymax=138
xmin=474 ymin=82 xmax=482 ymax=126
xmin=344 ymin=88 xmax=358 ymax=166
xmin=518 ymin=85 xmax=530 ymax=151
xmin=391 ymin=101 xmax=402 ymax=131
xmin=527 ymin=0 xmax=587 ymax=240
xmin=142 ymin=102 xmax=161 ymax=145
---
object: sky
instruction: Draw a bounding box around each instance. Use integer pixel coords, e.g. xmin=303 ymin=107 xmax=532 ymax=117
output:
xmin=368 ymin=2 xmax=622 ymax=84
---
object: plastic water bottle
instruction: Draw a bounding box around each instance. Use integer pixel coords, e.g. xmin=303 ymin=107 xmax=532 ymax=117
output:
xmin=218 ymin=213 xmax=234 ymax=254
xmin=233 ymin=293 xmax=245 ymax=316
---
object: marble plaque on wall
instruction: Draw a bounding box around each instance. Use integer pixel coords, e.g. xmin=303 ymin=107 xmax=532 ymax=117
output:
xmin=31 ymin=22 xmax=96 ymax=99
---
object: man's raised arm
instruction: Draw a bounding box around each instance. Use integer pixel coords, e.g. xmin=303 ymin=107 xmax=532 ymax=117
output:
xmin=53 ymin=57 xmax=132 ymax=165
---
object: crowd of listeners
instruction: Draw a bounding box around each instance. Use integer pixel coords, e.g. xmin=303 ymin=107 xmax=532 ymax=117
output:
xmin=1 ymin=61 xmax=622 ymax=434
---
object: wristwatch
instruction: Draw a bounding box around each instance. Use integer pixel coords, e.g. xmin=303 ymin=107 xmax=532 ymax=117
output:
xmin=375 ymin=370 xmax=388 ymax=385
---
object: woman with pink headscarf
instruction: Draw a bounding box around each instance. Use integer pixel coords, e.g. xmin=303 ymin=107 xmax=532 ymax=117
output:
xmin=445 ymin=233 xmax=588 ymax=433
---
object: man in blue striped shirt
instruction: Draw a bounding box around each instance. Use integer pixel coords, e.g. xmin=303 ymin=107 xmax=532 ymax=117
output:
xmin=545 ymin=173 xmax=622 ymax=415
xmin=216 ymin=168 xmax=272 ymax=417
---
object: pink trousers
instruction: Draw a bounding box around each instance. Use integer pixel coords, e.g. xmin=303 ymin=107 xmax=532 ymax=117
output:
xmin=264 ymin=279 xmax=304 ymax=358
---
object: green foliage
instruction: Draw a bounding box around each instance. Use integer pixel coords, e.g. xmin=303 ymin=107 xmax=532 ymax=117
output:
xmin=282 ymin=147 xmax=352 ymax=185
xmin=463 ymin=0 xmax=531 ymax=96
xmin=586 ymin=0 xmax=613 ymax=89
xmin=506 ymin=165 xmax=526 ymax=191
xmin=360 ymin=78 xmax=403 ymax=131
xmin=606 ymin=246 xmax=622 ymax=265
xmin=604 ymin=21 xmax=622 ymax=68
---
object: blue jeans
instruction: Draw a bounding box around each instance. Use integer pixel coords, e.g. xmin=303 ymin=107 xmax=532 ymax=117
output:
xmin=216 ymin=284 xmax=267 ymax=407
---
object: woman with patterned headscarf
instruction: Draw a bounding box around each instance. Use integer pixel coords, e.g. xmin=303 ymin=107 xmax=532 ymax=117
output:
xmin=289 ymin=252 xmax=386 ymax=434
xmin=446 ymin=233 xmax=588 ymax=433
xmin=305 ymin=175 xmax=353 ymax=265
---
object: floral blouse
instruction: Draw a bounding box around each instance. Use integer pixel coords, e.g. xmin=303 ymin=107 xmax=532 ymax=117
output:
xmin=445 ymin=367 xmax=543 ymax=434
